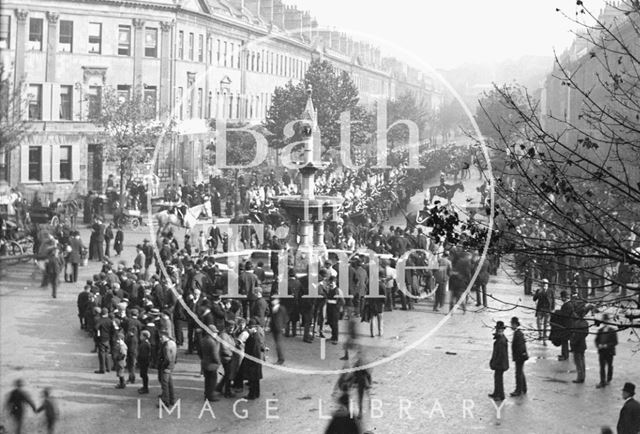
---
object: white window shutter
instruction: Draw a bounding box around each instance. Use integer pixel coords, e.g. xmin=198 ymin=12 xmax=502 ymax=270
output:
xmin=51 ymin=144 xmax=60 ymax=182
xmin=20 ymin=144 xmax=29 ymax=183
xmin=72 ymin=142 xmax=80 ymax=181
xmin=41 ymin=144 xmax=52 ymax=182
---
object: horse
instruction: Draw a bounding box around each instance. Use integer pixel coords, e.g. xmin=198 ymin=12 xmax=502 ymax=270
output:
xmin=427 ymin=182 xmax=465 ymax=204
xmin=230 ymin=210 xmax=286 ymax=228
xmin=341 ymin=212 xmax=372 ymax=247
xmin=154 ymin=203 xmax=210 ymax=235
xmin=403 ymin=210 xmax=431 ymax=228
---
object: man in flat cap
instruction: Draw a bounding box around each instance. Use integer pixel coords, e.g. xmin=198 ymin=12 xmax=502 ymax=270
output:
xmin=617 ymin=382 xmax=640 ymax=434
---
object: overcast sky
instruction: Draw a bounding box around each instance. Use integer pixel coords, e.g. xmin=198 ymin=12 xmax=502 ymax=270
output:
xmin=286 ymin=0 xmax=609 ymax=69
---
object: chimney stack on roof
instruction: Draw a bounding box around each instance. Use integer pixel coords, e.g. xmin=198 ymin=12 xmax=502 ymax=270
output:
xmin=339 ymin=33 xmax=348 ymax=54
xmin=284 ymin=4 xmax=304 ymax=39
xmin=302 ymin=11 xmax=312 ymax=42
xmin=260 ymin=0 xmax=274 ymax=24
xmin=272 ymin=0 xmax=286 ymax=29
xmin=245 ymin=0 xmax=260 ymax=17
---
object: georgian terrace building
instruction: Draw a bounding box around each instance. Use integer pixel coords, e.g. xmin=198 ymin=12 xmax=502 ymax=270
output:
xmin=0 ymin=0 xmax=440 ymax=200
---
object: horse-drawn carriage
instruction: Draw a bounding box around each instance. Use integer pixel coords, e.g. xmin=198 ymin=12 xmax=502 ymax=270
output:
xmin=24 ymin=199 xmax=79 ymax=227
xmin=0 ymin=203 xmax=34 ymax=261
xmin=114 ymin=207 xmax=143 ymax=230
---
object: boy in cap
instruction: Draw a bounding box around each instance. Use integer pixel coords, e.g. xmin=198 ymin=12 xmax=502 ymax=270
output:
xmin=488 ymin=321 xmax=509 ymax=401
xmin=114 ymin=332 xmax=128 ymax=389
xmin=137 ymin=330 xmax=152 ymax=394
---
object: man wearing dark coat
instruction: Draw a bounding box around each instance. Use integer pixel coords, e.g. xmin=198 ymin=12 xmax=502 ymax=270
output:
xmin=208 ymin=223 xmax=223 ymax=253
xmin=104 ymin=223 xmax=114 ymax=257
xmin=94 ymin=308 xmax=114 ymax=373
xmin=570 ymin=309 xmax=589 ymax=383
xmin=91 ymin=219 xmax=105 ymax=262
xmin=200 ymin=324 xmax=221 ymax=402
xmin=284 ymin=271 xmax=302 ymax=337
xmin=270 ymin=236 xmax=283 ymax=278
xmin=595 ymin=313 xmax=618 ymax=388
xmin=137 ymin=330 xmax=151 ymax=394
xmin=240 ymin=262 xmax=260 ymax=319
xmin=123 ymin=309 xmax=143 ymax=384
xmin=250 ymin=291 xmax=269 ymax=328
xmin=617 ymin=382 xmax=640 ymax=434
xmin=210 ymin=293 xmax=227 ymax=332
xmin=45 ymin=248 xmax=64 ymax=299
xmin=142 ymin=239 xmax=154 ymax=275
xmin=243 ymin=319 xmax=265 ymax=400
xmin=158 ymin=331 xmax=177 ymax=406
xmin=510 ymin=317 xmax=528 ymax=397
xmin=325 ymin=393 xmax=362 ymax=434
xmin=68 ymin=231 xmax=85 ymax=283
xmin=489 ymin=321 xmax=509 ymax=401
xmin=269 ymin=296 xmax=288 ymax=364
xmin=4 ymin=379 xmax=37 ymax=434
xmin=114 ymin=228 xmax=124 ymax=256
xmin=77 ymin=285 xmax=91 ymax=329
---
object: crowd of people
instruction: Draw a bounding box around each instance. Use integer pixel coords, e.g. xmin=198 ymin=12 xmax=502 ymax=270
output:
xmin=10 ymin=141 xmax=640 ymax=432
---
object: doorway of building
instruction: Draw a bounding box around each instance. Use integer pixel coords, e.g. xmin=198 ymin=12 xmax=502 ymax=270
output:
xmin=87 ymin=144 xmax=103 ymax=193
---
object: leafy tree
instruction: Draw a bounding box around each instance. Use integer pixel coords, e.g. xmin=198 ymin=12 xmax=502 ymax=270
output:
xmin=91 ymin=85 xmax=175 ymax=203
xmin=477 ymin=2 xmax=640 ymax=323
xmin=436 ymin=98 xmax=471 ymax=142
xmin=475 ymin=84 xmax=530 ymax=144
xmin=0 ymin=64 xmax=29 ymax=180
xmin=385 ymin=91 xmax=432 ymax=154
xmin=264 ymin=58 xmax=373 ymax=161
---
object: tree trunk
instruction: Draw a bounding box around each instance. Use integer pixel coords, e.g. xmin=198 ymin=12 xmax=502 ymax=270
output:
xmin=119 ymin=162 xmax=126 ymax=211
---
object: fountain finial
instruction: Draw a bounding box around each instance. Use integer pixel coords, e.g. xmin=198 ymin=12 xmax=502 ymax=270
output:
xmin=302 ymin=85 xmax=317 ymax=129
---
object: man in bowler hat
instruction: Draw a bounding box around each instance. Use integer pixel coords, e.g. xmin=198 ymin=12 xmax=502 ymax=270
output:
xmin=617 ymin=382 xmax=640 ymax=434
xmin=489 ymin=321 xmax=509 ymax=401
xmin=510 ymin=317 xmax=528 ymax=397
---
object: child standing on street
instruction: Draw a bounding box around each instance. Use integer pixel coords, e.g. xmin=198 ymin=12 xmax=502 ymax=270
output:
xmin=37 ymin=387 xmax=58 ymax=434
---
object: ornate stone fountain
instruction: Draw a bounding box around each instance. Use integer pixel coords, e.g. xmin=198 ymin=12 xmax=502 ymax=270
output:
xmin=277 ymin=87 xmax=344 ymax=273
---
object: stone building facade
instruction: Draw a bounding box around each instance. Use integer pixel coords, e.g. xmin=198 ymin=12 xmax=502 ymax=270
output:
xmin=0 ymin=0 xmax=440 ymax=201
xmin=539 ymin=2 xmax=640 ymax=185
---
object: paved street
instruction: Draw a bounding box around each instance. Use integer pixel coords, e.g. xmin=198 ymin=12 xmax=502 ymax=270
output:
xmin=1 ymin=171 xmax=637 ymax=434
